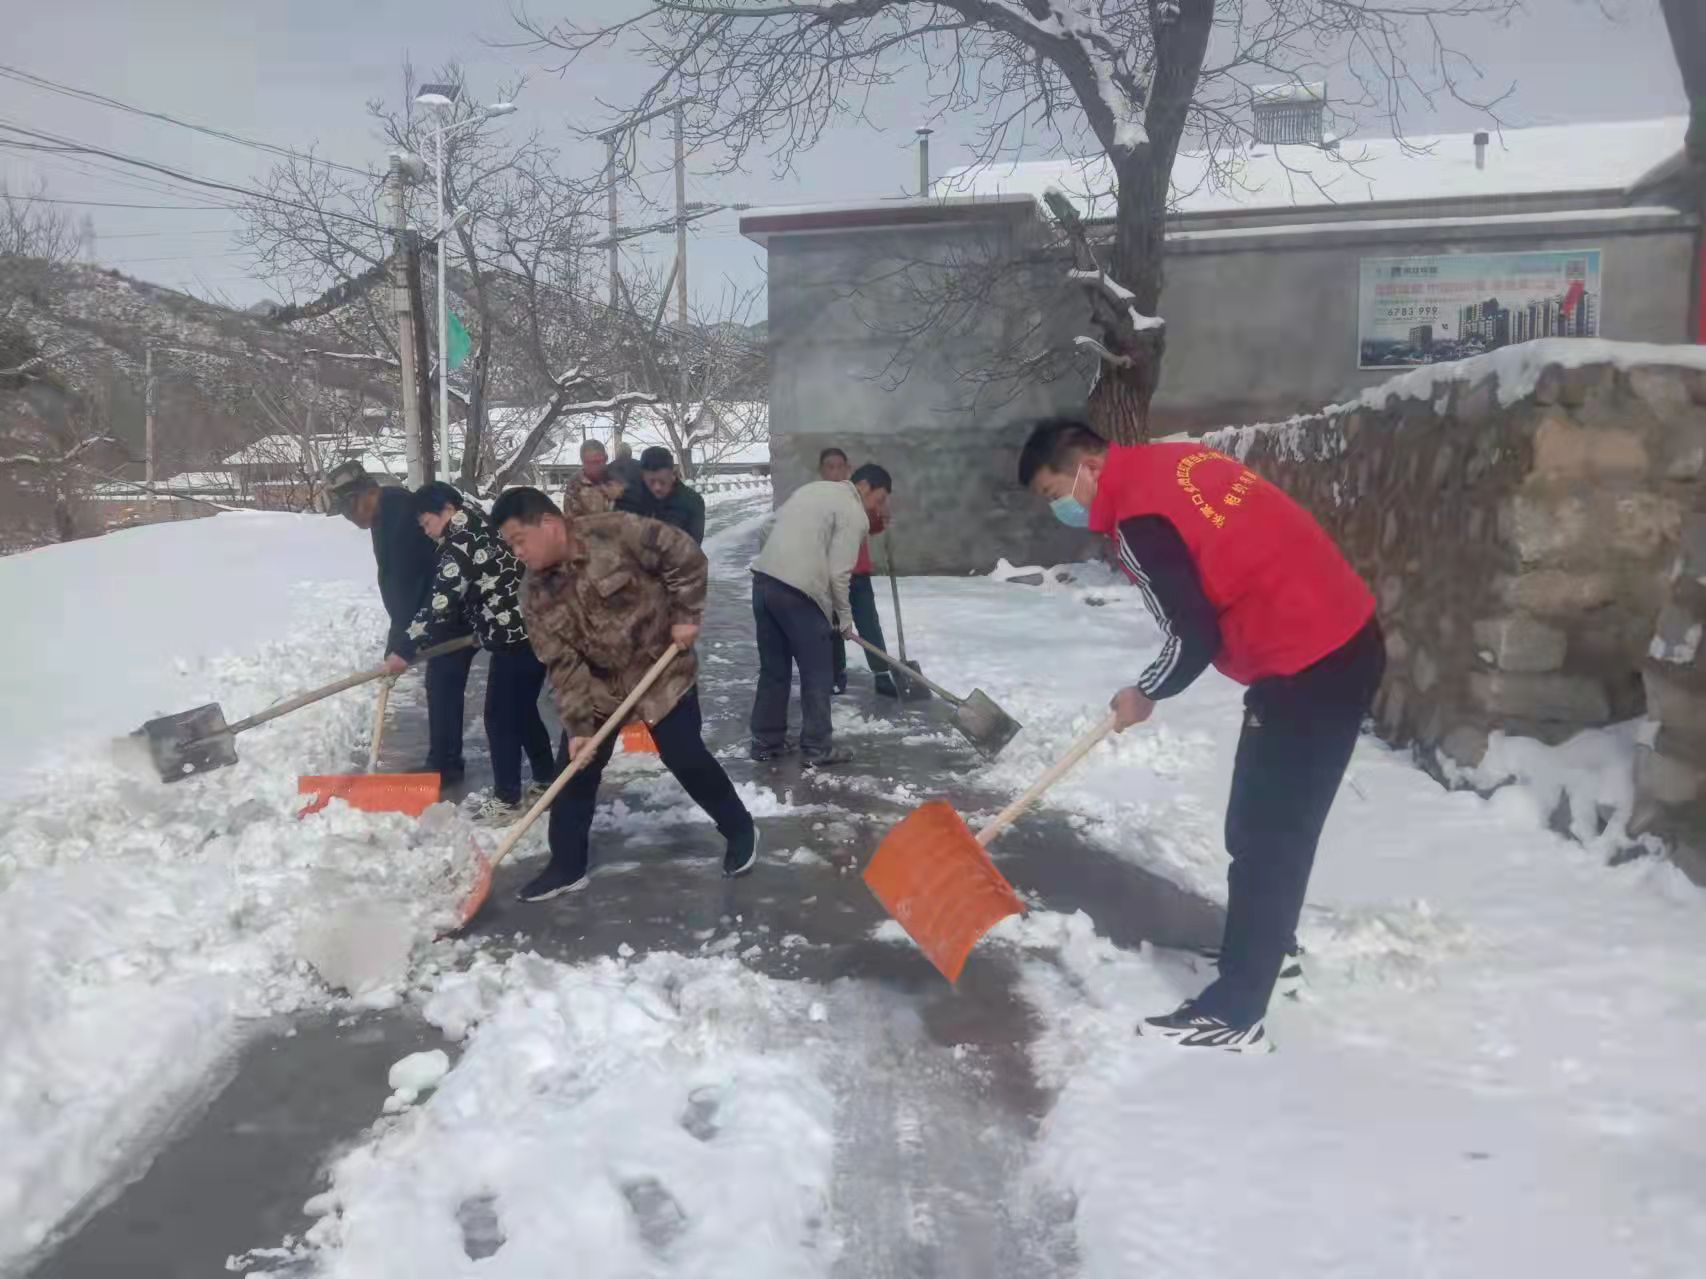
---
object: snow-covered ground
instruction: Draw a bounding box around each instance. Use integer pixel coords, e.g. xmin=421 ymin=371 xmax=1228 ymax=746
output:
xmin=7 ymin=494 xmax=1706 ymax=1277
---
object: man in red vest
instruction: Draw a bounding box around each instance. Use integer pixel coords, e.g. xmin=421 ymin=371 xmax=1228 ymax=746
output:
xmin=1020 ymin=417 xmax=1385 ymax=1052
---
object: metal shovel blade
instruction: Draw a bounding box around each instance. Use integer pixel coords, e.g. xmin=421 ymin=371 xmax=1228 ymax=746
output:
xmin=137 ymin=703 xmax=240 ymax=782
xmin=894 ymin=658 xmax=934 ymax=702
xmin=953 ymin=689 xmax=1023 ymax=759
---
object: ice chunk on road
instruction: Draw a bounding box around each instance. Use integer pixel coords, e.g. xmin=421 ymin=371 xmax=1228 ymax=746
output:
xmin=387 ymin=1049 xmax=450 ymax=1096
xmin=297 ymin=899 xmax=415 ymax=996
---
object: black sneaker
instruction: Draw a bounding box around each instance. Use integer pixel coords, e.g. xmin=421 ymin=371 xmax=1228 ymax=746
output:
xmin=801 ymin=747 xmax=851 ymax=769
xmin=1138 ymin=1001 xmax=1271 ymax=1053
xmin=832 ymin=673 xmax=849 ymax=695
xmin=723 ymin=823 xmax=759 ymax=877
xmin=749 ymin=743 xmax=786 ymax=762
xmin=516 ymin=864 xmax=589 ymax=903
xmin=872 ymin=675 xmax=898 ymax=699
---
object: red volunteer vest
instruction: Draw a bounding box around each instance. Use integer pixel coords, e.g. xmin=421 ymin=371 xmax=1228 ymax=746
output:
xmin=1087 ymin=443 xmax=1374 ymax=685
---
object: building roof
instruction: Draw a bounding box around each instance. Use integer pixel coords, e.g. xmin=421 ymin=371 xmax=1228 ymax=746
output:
xmin=740 ymin=117 xmax=1688 ymax=242
xmin=935 ymin=117 xmax=1688 ymax=219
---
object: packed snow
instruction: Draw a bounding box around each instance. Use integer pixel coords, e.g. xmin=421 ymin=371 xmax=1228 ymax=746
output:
xmin=9 ymin=487 xmax=1706 ymax=1277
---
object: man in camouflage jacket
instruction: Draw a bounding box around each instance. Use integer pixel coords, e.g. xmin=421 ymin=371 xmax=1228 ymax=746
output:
xmin=491 ymin=485 xmax=756 ymax=900
xmin=561 ymin=438 xmax=627 ymax=518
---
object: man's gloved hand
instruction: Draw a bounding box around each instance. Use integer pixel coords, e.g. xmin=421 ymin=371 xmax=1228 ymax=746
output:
xmin=383 ymin=652 xmax=409 ymax=675
xmin=1109 ymin=685 xmax=1155 ymax=732
xmin=840 ymin=621 xmax=858 ymax=639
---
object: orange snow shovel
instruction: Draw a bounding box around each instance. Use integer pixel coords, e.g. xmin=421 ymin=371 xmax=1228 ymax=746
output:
xmin=864 ymin=710 xmax=1118 ymax=982
xmin=449 ymin=643 xmax=683 ymax=930
xmin=620 ymin=720 xmax=659 ymax=754
xmin=297 ymin=672 xmax=436 ymax=817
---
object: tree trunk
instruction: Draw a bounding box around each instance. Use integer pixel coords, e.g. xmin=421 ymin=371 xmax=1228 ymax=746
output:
xmin=1087 ymin=157 xmax=1166 ymax=444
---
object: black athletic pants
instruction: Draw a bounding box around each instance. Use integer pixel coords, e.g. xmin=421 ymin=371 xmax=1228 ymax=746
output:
xmin=1194 ymin=619 xmax=1386 ymax=1027
xmin=425 ymin=642 xmax=476 ymax=777
xmin=484 ymin=643 xmax=557 ymax=803
xmin=831 ymin=573 xmax=892 ymax=680
xmin=750 ymin=572 xmax=835 ymax=757
xmin=547 ymin=688 xmax=750 ymax=878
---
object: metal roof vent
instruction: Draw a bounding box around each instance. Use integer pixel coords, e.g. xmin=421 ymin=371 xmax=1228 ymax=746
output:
xmin=1251 ymin=82 xmax=1326 ymax=145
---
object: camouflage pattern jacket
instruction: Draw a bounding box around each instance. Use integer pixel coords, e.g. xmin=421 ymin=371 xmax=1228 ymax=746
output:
xmin=519 ymin=512 xmax=707 ymax=737
xmin=562 ymin=469 xmax=626 ymax=518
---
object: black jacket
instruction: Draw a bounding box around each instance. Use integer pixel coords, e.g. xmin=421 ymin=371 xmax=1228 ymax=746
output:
xmin=394 ymin=502 xmax=525 ymax=658
xmin=372 ymin=486 xmax=440 ymax=654
xmin=617 ymin=478 xmax=706 ymax=545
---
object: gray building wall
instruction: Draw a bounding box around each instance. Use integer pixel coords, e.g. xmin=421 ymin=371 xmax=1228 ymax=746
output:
xmin=758 ymin=204 xmax=1696 ymax=573
xmin=1154 ymin=210 xmax=1695 ymax=432
xmin=765 ymin=218 xmax=1099 ymax=573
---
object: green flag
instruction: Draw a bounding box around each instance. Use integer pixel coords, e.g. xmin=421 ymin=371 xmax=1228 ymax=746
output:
xmin=447 ymin=310 xmax=472 ymax=371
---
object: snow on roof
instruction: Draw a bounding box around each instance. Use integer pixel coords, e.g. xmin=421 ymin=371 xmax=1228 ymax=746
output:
xmin=1252 ymin=81 xmax=1325 ymax=104
xmin=935 ymin=117 xmax=1687 ymax=219
xmin=500 ymin=402 xmax=771 ymax=468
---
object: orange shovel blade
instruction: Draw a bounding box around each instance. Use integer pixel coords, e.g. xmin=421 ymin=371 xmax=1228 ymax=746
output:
xmin=620 ymin=720 xmax=659 ymax=754
xmin=297 ymin=772 xmax=442 ymax=819
xmin=448 ymin=840 xmax=496 ymax=933
xmin=863 ymin=799 xmax=1025 ymax=984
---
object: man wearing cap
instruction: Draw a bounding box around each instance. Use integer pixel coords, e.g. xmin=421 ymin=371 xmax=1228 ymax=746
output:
xmin=617 ymin=446 xmax=707 ymax=545
xmin=323 ymin=461 xmax=474 ymax=784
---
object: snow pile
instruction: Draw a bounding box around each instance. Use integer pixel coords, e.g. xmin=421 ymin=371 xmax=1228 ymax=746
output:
xmin=998 ymin=896 xmax=1706 ymax=1277
xmin=241 ymin=950 xmax=838 ymax=1277
xmin=0 ymin=513 xmax=481 ymax=1269
xmin=1201 ymin=340 xmax=1706 ymax=463
xmin=1455 ymin=721 xmax=1643 ymax=854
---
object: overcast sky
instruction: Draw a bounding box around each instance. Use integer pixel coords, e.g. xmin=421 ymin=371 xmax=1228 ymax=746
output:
xmin=0 ymin=0 xmax=1685 ymax=317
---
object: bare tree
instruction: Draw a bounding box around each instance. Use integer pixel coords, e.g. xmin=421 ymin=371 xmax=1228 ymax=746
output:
xmin=519 ymin=0 xmax=1517 ymax=440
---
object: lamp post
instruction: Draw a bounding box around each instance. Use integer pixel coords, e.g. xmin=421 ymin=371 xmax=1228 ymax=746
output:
xmin=413 ymin=87 xmax=516 ymax=483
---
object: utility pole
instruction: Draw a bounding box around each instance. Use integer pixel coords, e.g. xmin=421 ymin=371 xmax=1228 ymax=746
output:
xmin=388 ymin=154 xmax=427 ymax=485
xmin=674 ymin=105 xmax=688 ymax=327
xmin=606 ymin=132 xmax=620 ymax=309
xmin=143 ymin=346 xmax=157 ymax=507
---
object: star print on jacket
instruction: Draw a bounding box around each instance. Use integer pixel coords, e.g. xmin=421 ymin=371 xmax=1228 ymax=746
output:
xmin=393 ymin=499 xmax=530 ymax=658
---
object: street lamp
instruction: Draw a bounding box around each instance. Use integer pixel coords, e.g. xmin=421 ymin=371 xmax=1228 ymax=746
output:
xmin=414 ymin=86 xmax=518 ymax=481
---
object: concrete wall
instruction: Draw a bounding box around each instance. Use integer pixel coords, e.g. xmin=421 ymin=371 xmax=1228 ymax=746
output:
xmin=766 ymin=219 xmax=1097 ymax=573
xmin=1156 ymin=210 xmax=1696 ymax=433
xmin=760 ymin=205 xmax=1695 ymax=572
xmin=1202 ymin=344 xmax=1706 ymax=879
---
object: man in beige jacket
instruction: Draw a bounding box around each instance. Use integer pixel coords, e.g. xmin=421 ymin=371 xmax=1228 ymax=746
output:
xmin=748 ymin=463 xmax=892 ymax=766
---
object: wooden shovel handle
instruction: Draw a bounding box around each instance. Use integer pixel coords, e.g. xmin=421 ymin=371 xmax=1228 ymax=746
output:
xmin=883 ymin=531 xmax=910 ymax=661
xmin=847 ymin=635 xmax=962 ymax=705
xmin=223 ymin=634 xmax=476 ymax=737
xmin=365 ymin=676 xmax=396 ymax=773
xmin=975 ymin=711 xmax=1117 ymax=847
xmin=483 ymin=643 xmax=683 ymax=874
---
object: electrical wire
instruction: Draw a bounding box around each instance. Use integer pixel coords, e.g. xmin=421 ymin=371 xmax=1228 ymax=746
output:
xmin=0 ymin=61 xmax=371 ymax=177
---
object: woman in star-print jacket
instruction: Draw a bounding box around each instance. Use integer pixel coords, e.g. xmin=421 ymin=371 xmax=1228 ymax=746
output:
xmin=389 ymin=482 xmax=557 ymax=813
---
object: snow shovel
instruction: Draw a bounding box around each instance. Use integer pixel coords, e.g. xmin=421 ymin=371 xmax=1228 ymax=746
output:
xmin=449 ymin=643 xmax=683 ymax=931
xmin=864 ymin=711 xmax=1118 ymax=982
xmin=848 ymin=635 xmax=1022 ymax=759
xmin=881 ymin=534 xmax=933 ymax=703
xmin=297 ymin=674 xmax=442 ymax=818
xmin=135 ymin=635 xmax=476 ymax=783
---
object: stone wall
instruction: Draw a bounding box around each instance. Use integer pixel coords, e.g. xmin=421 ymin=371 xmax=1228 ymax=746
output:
xmin=1203 ymin=341 xmax=1706 ymax=878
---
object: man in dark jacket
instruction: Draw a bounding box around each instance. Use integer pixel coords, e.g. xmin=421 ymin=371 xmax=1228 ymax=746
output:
xmin=324 ymin=461 xmax=473 ymax=784
xmin=385 ymin=482 xmax=557 ymax=824
xmin=617 ymin=446 xmax=707 ymax=544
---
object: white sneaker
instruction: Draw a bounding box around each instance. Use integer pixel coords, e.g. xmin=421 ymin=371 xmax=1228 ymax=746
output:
xmin=468 ymin=794 xmax=526 ymax=827
xmin=1139 ymin=1002 xmax=1272 ymax=1053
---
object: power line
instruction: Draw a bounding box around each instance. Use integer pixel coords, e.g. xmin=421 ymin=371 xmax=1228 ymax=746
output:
xmin=0 ymin=62 xmax=372 ymax=178
xmin=0 ymin=193 xmax=241 ymax=210
xmin=0 ymin=119 xmax=388 ymax=235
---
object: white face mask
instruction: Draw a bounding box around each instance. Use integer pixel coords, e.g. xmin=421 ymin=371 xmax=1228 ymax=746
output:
xmin=1049 ymin=464 xmax=1090 ymax=528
